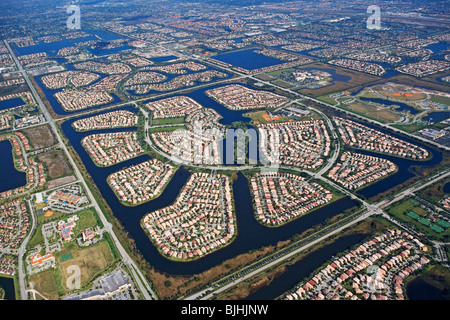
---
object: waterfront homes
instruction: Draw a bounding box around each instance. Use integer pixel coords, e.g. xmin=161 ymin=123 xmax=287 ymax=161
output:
xmin=143 ymin=61 xmax=207 ymax=74
xmin=142 ymin=172 xmax=236 ymax=260
xmin=55 ymin=89 xmax=114 ymax=112
xmin=72 ymin=110 xmax=139 ymax=132
xmin=128 ymin=70 xmax=227 ymax=94
xmin=205 ymin=84 xmax=290 ymax=110
xmin=81 ymin=131 xmax=144 ymax=167
xmin=86 ymin=74 xmax=126 ymax=92
xmin=442 ymin=196 xmax=450 ymax=210
xmin=333 ymin=117 xmax=429 ymax=160
xmin=124 ymin=71 xmax=167 ymax=87
xmin=327 ymin=152 xmax=397 ymax=190
xmin=328 ymin=58 xmax=386 ymax=76
xmin=250 ymin=172 xmax=333 ymax=227
xmin=108 ymin=159 xmax=176 ymax=206
xmin=282 ymin=230 xmax=430 ymax=300
xmin=41 ymin=71 xmax=100 ymax=89
xmin=396 ymin=60 xmax=450 ymax=77
xmin=0 ymin=200 xmax=29 ymax=249
xmin=0 ymin=133 xmax=46 ymax=199
xmin=257 ymin=120 xmax=331 ymax=170
xmin=73 ymin=61 xmax=132 ymax=74
xmin=145 ymin=96 xmax=203 ymax=119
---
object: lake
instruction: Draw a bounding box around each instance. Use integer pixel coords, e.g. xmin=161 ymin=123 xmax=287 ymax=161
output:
xmin=0 ymin=140 xmax=27 ymax=193
xmin=406 ymin=277 xmax=446 ymax=300
xmin=0 ymin=277 xmax=15 ymax=300
xmin=0 ymin=97 xmax=25 ymax=111
xmin=422 ymin=111 xmax=450 ymax=123
xmin=212 ymin=48 xmax=284 ymax=70
xmin=443 ymin=182 xmax=450 ymax=194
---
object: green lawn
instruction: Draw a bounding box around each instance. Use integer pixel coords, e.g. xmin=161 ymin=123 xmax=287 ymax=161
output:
xmin=151 ymin=117 xmax=185 ymax=126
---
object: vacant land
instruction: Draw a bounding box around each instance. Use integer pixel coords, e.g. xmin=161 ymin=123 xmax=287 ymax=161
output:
xmin=417 ymin=177 xmax=450 ymax=205
xmin=28 ymin=269 xmax=60 ymax=300
xmin=22 ymin=124 xmax=55 ymax=149
xmin=391 ymin=122 xmax=427 ymax=133
xmin=342 ymin=101 xmax=401 ymax=123
xmin=37 ymin=150 xmax=73 ymax=180
xmin=57 ymin=241 xmax=114 ymax=292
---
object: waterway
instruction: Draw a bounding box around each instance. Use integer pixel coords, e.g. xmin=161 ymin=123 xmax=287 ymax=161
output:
xmin=0 ymin=277 xmax=16 ymax=300
xmin=244 ymin=233 xmax=368 ymax=300
xmin=61 ymin=106 xmax=359 ymax=275
xmin=406 ymin=277 xmax=446 ymax=300
xmin=0 ymin=140 xmax=27 ymax=193
xmin=59 ymin=90 xmax=443 ymax=275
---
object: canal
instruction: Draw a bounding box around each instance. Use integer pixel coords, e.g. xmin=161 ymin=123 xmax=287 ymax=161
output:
xmin=60 ymin=88 xmax=443 ymax=275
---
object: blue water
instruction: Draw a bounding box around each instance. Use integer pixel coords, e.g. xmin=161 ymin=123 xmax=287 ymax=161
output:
xmin=424 ymin=42 xmax=450 ymax=54
xmin=443 ymin=182 xmax=450 ymax=194
xmin=212 ymin=48 xmax=284 ymax=70
xmin=61 ymin=106 xmax=359 ymax=275
xmin=150 ymin=55 xmax=179 ymax=63
xmin=0 ymin=140 xmax=27 ymax=193
xmin=359 ymin=96 xmax=420 ymax=115
xmin=422 ymin=111 xmax=450 ymax=123
xmin=0 ymin=97 xmax=25 ymax=111
xmin=0 ymin=277 xmax=15 ymax=300
xmin=406 ymin=277 xmax=445 ymax=300
xmin=245 ymin=233 xmax=368 ymax=300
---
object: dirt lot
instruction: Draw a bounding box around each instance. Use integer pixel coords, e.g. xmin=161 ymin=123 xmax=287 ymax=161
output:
xmin=22 ymin=124 xmax=55 ymax=149
xmin=59 ymin=241 xmax=114 ymax=292
xmin=344 ymin=101 xmax=401 ymax=123
xmin=37 ymin=150 xmax=73 ymax=180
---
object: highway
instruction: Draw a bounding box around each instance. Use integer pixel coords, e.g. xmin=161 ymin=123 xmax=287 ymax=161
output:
xmin=5 ymin=40 xmax=157 ymax=300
